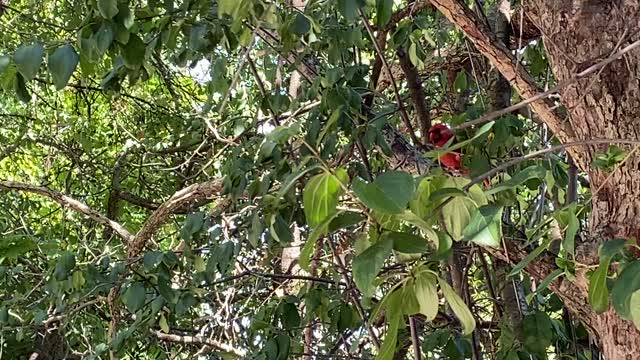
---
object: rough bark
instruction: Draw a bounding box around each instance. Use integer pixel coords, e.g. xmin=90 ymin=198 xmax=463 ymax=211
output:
xmin=489 ymin=9 xmax=527 ymax=342
xmin=526 ymin=1 xmax=640 ymax=358
xmin=430 ymin=0 xmax=640 ymax=357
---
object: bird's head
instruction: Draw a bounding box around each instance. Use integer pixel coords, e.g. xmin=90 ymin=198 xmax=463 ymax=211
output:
xmin=428 ymin=123 xmax=454 ymax=147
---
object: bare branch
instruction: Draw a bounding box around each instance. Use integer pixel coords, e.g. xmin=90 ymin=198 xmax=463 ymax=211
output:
xmin=130 ymin=179 xmax=224 ymax=257
xmin=0 ymin=181 xmax=134 ymax=242
xmin=397 ymin=47 xmax=431 ymax=145
xmin=150 ymin=330 xmax=245 ymax=357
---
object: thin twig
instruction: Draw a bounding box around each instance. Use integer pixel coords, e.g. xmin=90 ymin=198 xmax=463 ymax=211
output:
xmin=465 ymin=138 xmax=640 ymax=190
xmin=359 ymin=9 xmax=423 ymax=148
xmin=452 ymin=38 xmax=640 ymax=132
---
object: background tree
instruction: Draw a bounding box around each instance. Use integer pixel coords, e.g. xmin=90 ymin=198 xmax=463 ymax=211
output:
xmin=1 ymin=0 xmax=639 ymax=359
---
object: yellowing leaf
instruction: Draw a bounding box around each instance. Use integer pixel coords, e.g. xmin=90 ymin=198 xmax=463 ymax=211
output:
xmin=303 ymin=169 xmax=347 ymax=228
xmin=439 ymin=277 xmax=475 ymax=335
xmin=415 ymin=271 xmax=438 ymax=321
xmin=630 ymin=291 xmax=640 ymax=331
xmin=159 ymin=314 xmax=170 ymax=333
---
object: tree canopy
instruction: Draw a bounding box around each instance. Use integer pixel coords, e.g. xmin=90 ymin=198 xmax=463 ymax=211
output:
xmin=1 ymin=0 xmax=640 ymax=359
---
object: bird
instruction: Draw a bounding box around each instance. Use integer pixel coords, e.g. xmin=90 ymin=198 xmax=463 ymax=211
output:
xmin=428 ymin=123 xmax=464 ymax=173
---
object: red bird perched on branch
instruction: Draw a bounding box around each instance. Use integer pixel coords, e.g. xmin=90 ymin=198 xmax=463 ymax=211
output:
xmin=428 ymin=123 xmax=465 ymax=173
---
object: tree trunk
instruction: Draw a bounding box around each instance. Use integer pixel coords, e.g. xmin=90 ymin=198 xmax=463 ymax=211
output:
xmin=527 ymin=1 xmax=640 ymax=358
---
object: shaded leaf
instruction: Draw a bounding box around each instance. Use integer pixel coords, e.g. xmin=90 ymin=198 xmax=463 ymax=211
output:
xmin=376 ymin=0 xmax=393 ymax=27
xmin=352 ymin=171 xmax=414 ymax=214
xmin=589 ymin=263 xmax=610 ymax=313
xmin=383 ymin=231 xmax=428 ymax=254
xmin=508 ymin=237 xmax=552 ymax=277
xmin=376 ymin=289 xmax=403 ymax=360
xmin=438 ymin=277 xmax=475 ymax=335
xmin=48 ymin=44 xmax=79 ymax=90
xmin=289 ymin=13 xmax=310 ymax=35
xmin=630 ymin=290 xmax=640 ymax=331
xmin=353 ymin=237 xmax=393 ymax=297
xmin=54 ymin=252 xmax=76 ymax=281
xmin=14 ymin=42 xmax=44 ymax=81
xmin=486 ymin=165 xmax=546 ymax=195
xmin=123 ymin=282 xmax=146 ymax=312
xmin=415 ymin=271 xmax=438 ymax=320
xmin=98 ymin=0 xmax=119 ymax=19
xmin=611 ymin=260 xmax=640 ymax=319
xmin=463 ymin=205 xmax=503 ymax=247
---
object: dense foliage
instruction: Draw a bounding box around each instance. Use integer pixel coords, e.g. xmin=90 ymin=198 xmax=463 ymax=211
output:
xmin=1 ymin=0 xmax=640 ymax=359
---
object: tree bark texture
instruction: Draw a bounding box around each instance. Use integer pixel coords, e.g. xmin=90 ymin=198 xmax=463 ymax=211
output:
xmin=429 ymin=0 xmax=640 ymax=357
xmin=526 ymin=1 xmax=640 ymax=358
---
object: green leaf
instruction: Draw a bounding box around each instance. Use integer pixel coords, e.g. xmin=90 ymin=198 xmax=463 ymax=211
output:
xmin=630 ymin=290 xmax=640 ymax=331
xmin=611 ymin=260 xmax=640 ymax=319
xmin=303 ymin=169 xmax=347 ymax=228
xmin=0 ymin=235 xmax=36 ymax=259
xmin=337 ymin=0 xmax=359 ymax=20
xmin=122 ymin=34 xmax=146 ymax=69
xmin=599 ymin=239 xmax=627 ymax=260
xmin=395 ymin=211 xmax=439 ymax=246
xmin=453 ymin=71 xmax=467 ymax=92
xmin=159 ymin=314 xmax=170 ymax=333
xmin=463 ymin=205 xmax=503 ymax=247
xmin=0 ymin=55 xmax=10 ymax=74
xmin=299 ymin=213 xmax=337 ymax=271
xmin=14 ymin=42 xmax=44 ymax=81
xmin=98 ymin=0 xmax=119 ymax=19
xmin=329 ymin=212 xmax=366 ymax=232
xmin=376 ymin=289 xmax=403 ymax=360
xmin=352 ymin=171 xmax=414 ymax=214
xmin=439 ymin=277 xmax=475 ymax=335
xmin=414 ymin=271 xmax=439 ymax=320
xmin=401 ymin=279 xmax=420 ymax=315
xmin=410 ymin=177 xmax=435 ymax=219
xmin=14 ymin=72 xmax=30 ymax=102
xmin=376 ymin=0 xmax=393 ymax=27
xmin=270 ymin=214 xmax=293 ymax=243
xmin=508 ymin=237 xmax=552 ymax=277
xmin=526 ymin=269 xmax=564 ymax=303
xmin=48 ymin=44 xmax=79 ymax=90
xmin=248 ymin=213 xmax=263 ymax=247
xmin=522 ymin=311 xmax=553 ymax=354
xmin=352 ymin=237 xmax=393 ymax=297
xmin=123 ymin=282 xmax=146 ymax=312
xmin=218 ymin=0 xmax=240 ymax=18
xmin=485 ymin=165 xmax=547 ymax=195
xmin=442 ymin=196 xmax=477 ymax=241
xmin=429 ymin=187 xmax=467 ymax=202
xmin=180 ymin=212 xmax=205 ymax=241
xmin=54 ymin=252 xmax=76 ymax=281
xmin=289 ymin=13 xmax=310 ymax=35
xmin=143 ymin=251 xmax=163 ymax=270
xmin=588 ymin=263 xmax=610 ymax=313
xmin=96 ymin=23 xmax=115 ymax=55
xmin=280 ymin=302 xmax=300 ymax=330
xmin=556 ymin=204 xmax=579 ymax=256
xmin=383 ymin=231 xmax=428 ymax=254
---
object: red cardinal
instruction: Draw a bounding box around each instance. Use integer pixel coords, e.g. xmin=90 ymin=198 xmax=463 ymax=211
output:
xmin=428 ymin=123 xmax=464 ymax=173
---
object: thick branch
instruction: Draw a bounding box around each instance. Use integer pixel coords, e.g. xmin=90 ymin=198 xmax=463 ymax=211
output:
xmin=150 ymin=330 xmax=245 ymax=356
xmin=397 ymin=47 xmax=431 ymax=145
xmin=0 ymin=181 xmax=134 ymax=242
xmin=428 ymin=0 xmax=575 ymax=148
xmin=130 ymin=179 xmax=224 ymax=257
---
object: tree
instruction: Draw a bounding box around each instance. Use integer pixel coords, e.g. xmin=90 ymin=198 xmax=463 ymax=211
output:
xmin=1 ymin=0 xmax=639 ymax=359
